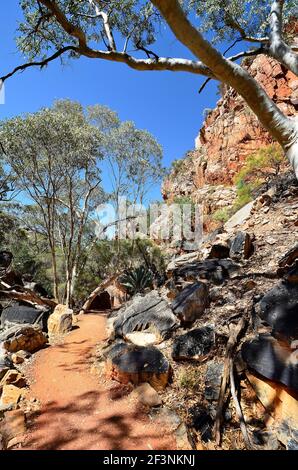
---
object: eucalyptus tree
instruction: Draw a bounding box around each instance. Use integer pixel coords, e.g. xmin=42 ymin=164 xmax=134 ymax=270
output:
xmin=0 ymin=100 xmax=104 ymax=304
xmin=1 ymin=1 xmax=298 ymax=176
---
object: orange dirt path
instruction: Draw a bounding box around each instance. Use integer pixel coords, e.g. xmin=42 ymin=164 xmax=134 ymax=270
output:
xmin=21 ymin=314 xmax=176 ymax=450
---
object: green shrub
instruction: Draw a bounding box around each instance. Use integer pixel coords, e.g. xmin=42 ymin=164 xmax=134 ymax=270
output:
xmin=212 ymin=207 xmax=231 ymax=223
xmin=119 ymin=265 xmax=153 ymax=296
xmin=177 ymin=369 xmax=199 ymax=391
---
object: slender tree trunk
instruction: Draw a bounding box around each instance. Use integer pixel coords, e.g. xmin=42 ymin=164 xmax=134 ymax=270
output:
xmin=50 ymin=244 xmax=59 ymax=302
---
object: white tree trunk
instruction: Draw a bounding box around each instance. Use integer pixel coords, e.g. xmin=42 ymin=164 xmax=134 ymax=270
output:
xmin=285 ymin=120 xmax=298 ymax=178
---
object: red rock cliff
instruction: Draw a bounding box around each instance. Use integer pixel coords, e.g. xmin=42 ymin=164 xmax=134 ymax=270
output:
xmin=163 ymin=54 xmax=298 ymax=203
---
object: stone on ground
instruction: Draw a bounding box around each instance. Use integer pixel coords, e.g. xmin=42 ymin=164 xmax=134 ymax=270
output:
xmin=172 ymin=282 xmax=209 ymax=323
xmin=125 ymin=331 xmax=158 ymax=347
xmin=1 ymin=324 xmax=47 ymax=353
xmin=242 ymin=334 xmax=298 ymax=391
xmin=172 ymin=326 xmax=214 ymax=361
xmin=132 ymin=382 xmax=162 ymax=407
xmin=47 ymin=304 xmax=73 ymax=335
xmin=0 ymin=370 xmax=26 ymax=388
xmin=0 ymin=384 xmax=24 ymax=407
xmin=105 ymin=342 xmax=171 ymax=390
xmin=205 ymin=362 xmax=224 ymax=401
xmin=113 ymin=290 xmax=178 ymax=340
xmin=229 ymin=231 xmax=254 ymax=260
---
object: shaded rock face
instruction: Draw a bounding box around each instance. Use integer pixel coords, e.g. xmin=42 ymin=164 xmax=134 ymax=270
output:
xmin=172 ymin=326 xmax=214 ymax=361
xmin=0 ymin=251 xmax=13 ymax=271
xmin=189 ymin=405 xmax=213 ymax=443
xmin=0 ymin=325 xmax=47 ymax=353
xmin=257 ymin=282 xmax=298 ymax=341
xmin=229 ymin=231 xmax=254 ymax=260
xmin=0 ymin=302 xmax=50 ymax=332
xmin=105 ymin=341 xmax=171 ymax=390
xmin=113 ymin=291 xmax=178 ymax=340
xmin=242 ymin=334 xmax=298 ymax=392
xmin=172 ymin=282 xmax=209 ymax=324
xmin=171 ymin=259 xmax=239 ymax=286
xmin=205 ymin=362 xmax=224 ymax=401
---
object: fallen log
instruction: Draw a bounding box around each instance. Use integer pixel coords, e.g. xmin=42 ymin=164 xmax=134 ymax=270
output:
xmin=214 ymin=314 xmax=248 ymax=446
xmin=0 ymin=286 xmax=56 ymax=309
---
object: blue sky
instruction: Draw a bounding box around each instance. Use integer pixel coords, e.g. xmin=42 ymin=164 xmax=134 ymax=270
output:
xmin=0 ymin=1 xmax=222 ymax=201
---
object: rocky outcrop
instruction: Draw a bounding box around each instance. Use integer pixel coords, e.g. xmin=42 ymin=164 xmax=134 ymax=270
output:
xmin=162 ymin=54 xmax=298 ymax=218
xmin=0 ymin=302 xmax=50 ymax=331
xmin=172 ymin=282 xmax=209 ymax=324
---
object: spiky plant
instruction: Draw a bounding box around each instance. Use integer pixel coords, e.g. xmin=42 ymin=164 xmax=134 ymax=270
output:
xmin=119 ymin=265 xmax=153 ymax=296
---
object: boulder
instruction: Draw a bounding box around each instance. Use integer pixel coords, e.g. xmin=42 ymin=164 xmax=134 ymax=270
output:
xmin=132 ymin=382 xmax=162 ymax=407
xmin=229 ymin=231 xmax=254 ymax=260
xmin=207 ymin=243 xmax=230 ymax=260
xmin=1 ymin=324 xmax=47 ymax=353
xmin=205 ymin=362 xmax=224 ymax=401
xmin=113 ymin=291 xmax=178 ymax=340
xmin=0 ymin=370 xmax=26 ymax=388
xmin=11 ymin=350 xmax=30 ymax=365
xmin=172 ymin=326 xmax=214 ymax=361
xmin=0 ymin=251 xmax=13 ymax=270
xmin=172 ymin=259 xmax=240 ymax=285
xmin=47 ymin=304 xmax=73 ymax=335
xmin=105 ymin=341 xmax=171 ymax=390
xmin=0 ymin=301 xmax=50 ymax=331
xmin=224 ymin=201 xmax=254 ymax=231
xmin=189 ymin=404 xmax=213 ymax=443
xmin=256 ymin=282 xmax=298 ymax=340
xmin=242 ymin=334 xmax=298 ymax=392
xmin=0 ymin=385 xmax=23 ymax=407
xmin=246 ymin=371 xmax=298 ymax=449
xmin=279 ymin=244 xmax=298 ymax=268
xmin=172 ymin=282 xmax=209 ymax=323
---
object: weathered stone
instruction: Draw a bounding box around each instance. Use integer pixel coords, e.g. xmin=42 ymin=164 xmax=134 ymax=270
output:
xmin=229 ymin=231 xmax=254 ymax=260
xmin=246 ymin=371 xmax=298 ymax=449
xmin=172 ymin=259 xmax=240 ymax=285
xmin=1 ymin=324 xmax=47 ymax=353
xmin=47 ymin=304 xmax=73 ymax=335
xmin=0 ymin=409 xmax=25 ymax=446
xmin=172 ymin=282 xmax=209 ymax=323
xmin=0 ymin=370 xmax=26 ymax=388
xmin=189 ymin=405 xmax=213 ymax=443
xmin=0 ymin=384 xmax=23 ymax=407
xmin=225 ymin=202 xmax=255 ymax=231
xmin=0 ymin=355 xmax=12 ymax=381
xmin=0 ymin=301 xmax=50 ymax=331
xmin=242 ymin=334 xmax=298 ymax=391
xmin=132 ymin=382 xmax=162 ymax=407
xmin=125 ymin=331 xmax=158 ymax=347
xmin=113 ymin=291 xmax=178 ymax=340
xmin=11 ymin=350 xmax=30 ymax=365
xmin=106 ymin=342 xmax=171 ymax=391
xmin=207 ymin=243 xmax=230 ymax=259
xmin=205 ymin=362 xmax=224 ymax=401
xmin=172 ymin=326 xmax=214 ymax=361
xmin=257 ymin=282 xmax=298 ymax=340
xmin=279 ymin=244 xmax=298 ymax=268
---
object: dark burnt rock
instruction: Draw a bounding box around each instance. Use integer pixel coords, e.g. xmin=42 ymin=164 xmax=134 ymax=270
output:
xmin=205 ymin=362 xmax=224 ymax=401
xmin=242 ymin=334 xmax=298 ymax=392
xmin=189 ymin=405 xmax=213 ymax=443
xmin=172 ymin=259 xmax=240 ymax=285
xmin=0 ymin=251 xmax=13 ymax=270
xmin=106 ymin=342 xmax=171 ymax=390
xmin=279 ymin=244 xmax=298 ymax=268
xmin=207 ymin=243 xmax=230 ymax=260
xmin=172 ymin=282 xmax=209 ymax=324
xmin=0 ymin=301 xmax=50 ymax=331
xmin=257 ymin=282 xmax=298 ymax=340
xmin=229 ymin=231 xmax=254 ymax=260
xmin=0 ymin=270 xmax=24 ymax=287
xmin=113 ymin=290 xmax=178 ymax=340
xmin=172 ymin=326 xmax=214 ymax=361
